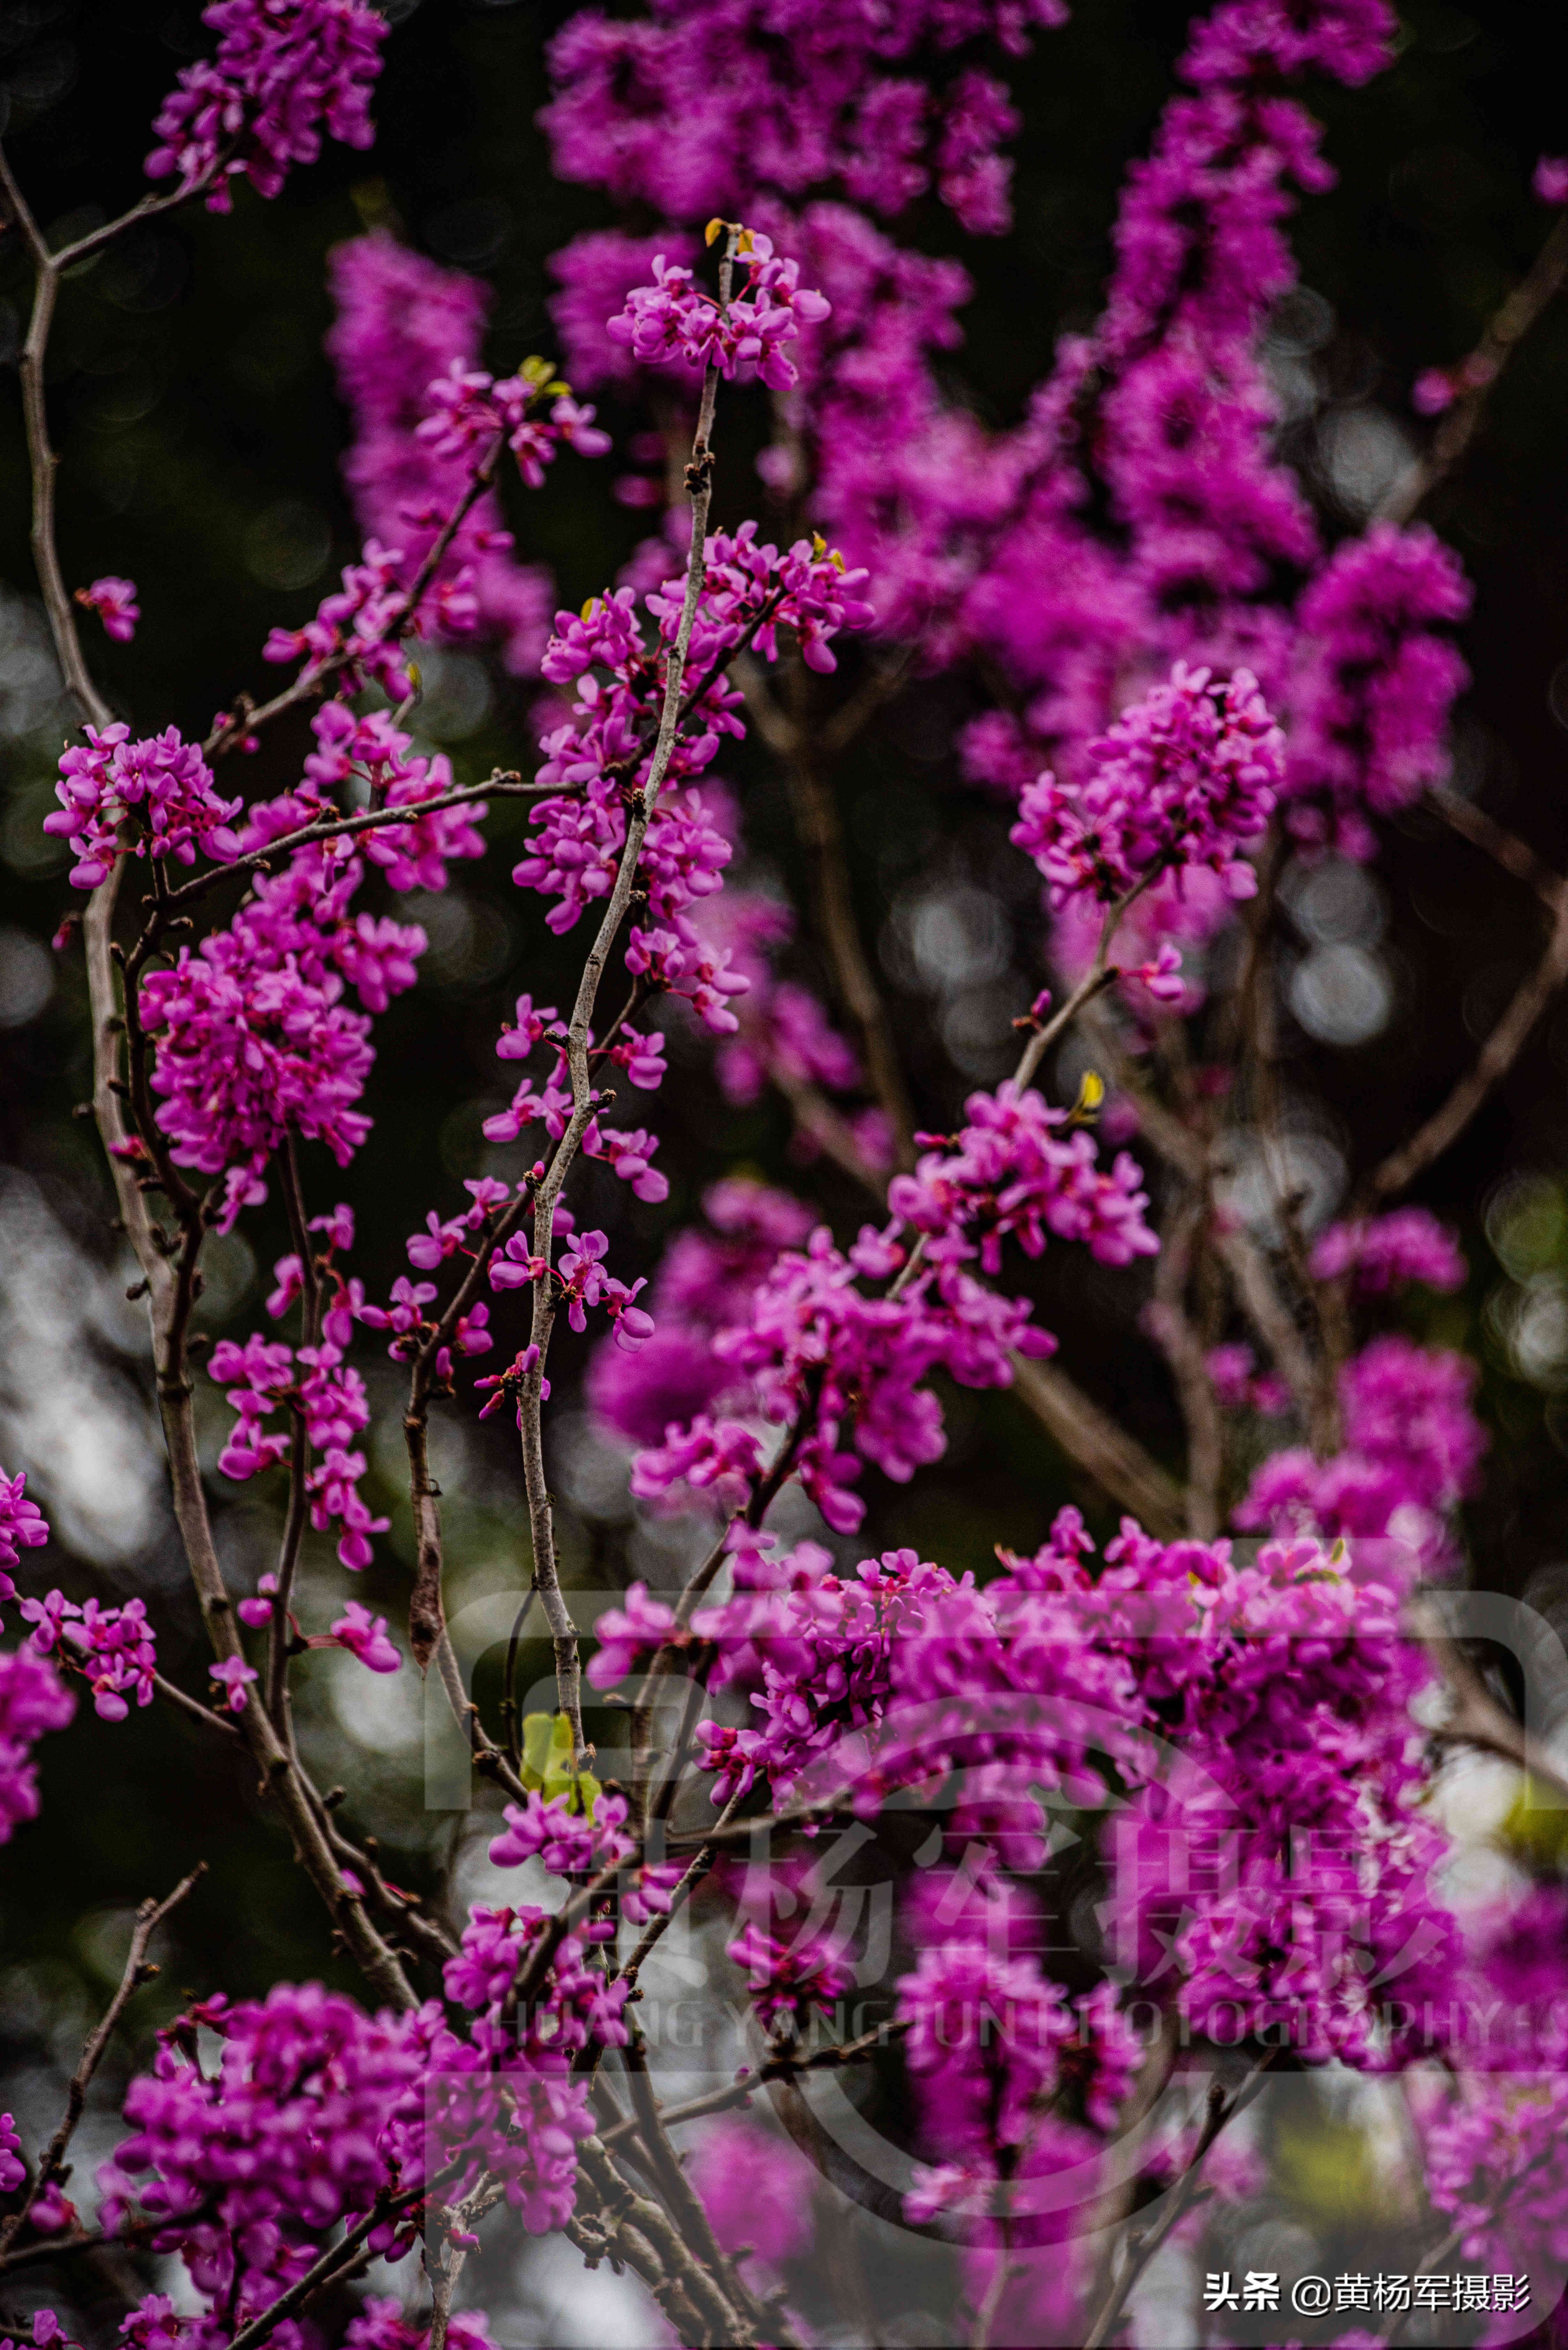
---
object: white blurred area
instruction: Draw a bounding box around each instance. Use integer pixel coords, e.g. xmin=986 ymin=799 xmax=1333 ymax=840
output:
xmin=0 ymin=1164 xmax=165 ymax=1564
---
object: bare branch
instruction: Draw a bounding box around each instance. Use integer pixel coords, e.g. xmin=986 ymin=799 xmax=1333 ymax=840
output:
xmin=0 ymin=1867 xmax=205 ymax=2258
xmin=1143 ymin=1198 xmax=1224 ymax=1538
xmin=1428 ymin=784 xmax=1563 ymax=908
xmin=162 ymin=775 xmax=546 ymax=911
xmin=599 ymin=2015 xmax=915 ymax=2148
xmin=223 ymin=2166 xmax=463 ymax=2350
xmin=153 ymin=1671 xmax=244 ymax=1740
xmin=1378 ymin=209 xmax=1568 ymax=527
xmin=1082 ymin=2056 xmax=1277 ymax=2350
xmin=1368 ymin=872 xmax=1568 ymax=1201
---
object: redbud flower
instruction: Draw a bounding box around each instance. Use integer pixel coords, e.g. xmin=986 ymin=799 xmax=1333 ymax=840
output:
xmin=328 ymin=1602 xmax=401 ymax=1674
xmin=145 ymin=0 xmax=388 ymax=214
xmin=209 ymin=1657 xmax=258 ymax=1713
xmin=237 ymin=1573 xmax=279 ymax=1629
xmin=1412 ymin=368 xmax=1455 ymax=416
xmin=74 ymin=575 xmax=139 ymax=641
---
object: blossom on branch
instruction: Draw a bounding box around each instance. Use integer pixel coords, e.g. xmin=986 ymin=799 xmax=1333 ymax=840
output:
xmin=75 ymin=575 xmax=139 ymax=642
xmin=1011 ymin=663 xmax=1283 ymax=910
xmin=146 ymin=0 xmax=387 ymax=212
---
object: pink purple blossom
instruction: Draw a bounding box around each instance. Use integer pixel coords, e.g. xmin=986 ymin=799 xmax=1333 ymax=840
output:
xmin=138 ymin=838 xmax=426 ymax=1226
xmin=47 ymin=725 xmax=241 ymax=891
xmin=587 ymin=1178 xmax=813 ymax=1448
xmin=1011 ymin=664 xmax=1284 ymax=909
xmin=208 ymin=1331 xmax=390 ymax=1569
xmin=607 ymin=233 xmax=830 ymax=391
xmin=75 ymin=575 xmax=139 ymax=642
xmin=146 ymin=0 xmax=386 ymax=213
xmin=688 ymin=2117 xmax=816 ymax=2269
xmin=1237 ymin=1334 xmax=1487 ymax=1568
xmin=1309 ymin=1208 xmax=1466 ymax=1294
xmin=0 ymin=1466 xmax=48 ymax=1619
xmin=0 ymin=1643 xmax=74 ymax=1845
xmin=631 ymin=1224 xmax=1055 ymax=1535
xmin=328 ymin=1603 xmax=401 ymax=1674
xmin=19 ymin=1591 xmax=157 ymax=1722
xmin=890 ymin=1081 xmax=1158 ymax=1275
xmin=1285 ymin=522 xmax=1471 ymax=850
xmin=541 ymin=0 xmax=1066 ymax=237
xmin=323 ymin=234 xmax=580 ymax=676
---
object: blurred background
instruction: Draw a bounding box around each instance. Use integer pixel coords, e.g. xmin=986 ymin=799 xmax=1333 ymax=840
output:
xmin=4 ymin=0 xmax=1568 ymax=2338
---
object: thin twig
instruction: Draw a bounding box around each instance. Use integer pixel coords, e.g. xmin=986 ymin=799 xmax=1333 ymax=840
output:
xmin=161 ymin=776 xmax=547 ymax=910
xmin=152 ymin=1671 xmax=244 ymax=1740
xmin=1367 ymin=869 xmax=1568 ymax=1202
xmin=1145 ymin=1199 xmax=1224 ymax=1538
xmin=223 ymin=2165 xmax=462 ymax=2350
xmin=1412 ymin=1594 xmax=1568 ymax=1804
xmin=1428 ymin=785 xmax=1562 ymax=908
xmin=1379 ymin=209 xmax=1568 ymax=527
xmin=203 ymin=443 xmax=507 ymax=761
xmin=0 ymin=1867 xmax=205 ymax=2256
xmin=598 ymin=2015 xmax=914 ymax=2148
xmin=1081 ymin=2055 xmax=1277 ymax=2350
xmin=518 ymin=251 xmax=736 ymax=1772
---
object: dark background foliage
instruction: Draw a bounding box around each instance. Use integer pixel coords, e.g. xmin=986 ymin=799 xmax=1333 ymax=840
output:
xmin=2 ymin=0 xmax=1568 ymax=2209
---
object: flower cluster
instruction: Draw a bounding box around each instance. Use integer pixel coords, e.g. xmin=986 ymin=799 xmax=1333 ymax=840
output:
xmin=0 ymin=1642 xmax=73 ymax=1846
xmin=688 ymin=2117 xmax=816 ymax=2273
xmin=727 ymin=1917 xmax=854 ymax=2024
xmin=19 ymin=1591 xmax=158 ymax=1722
xmin=47 ymin=724 xmax=241 ymax=891
xmin=259 ymin=539 xmax=425 ymax=704
xmin=511 ymin=526 xmax=869 ymax=1013
xmin=208 ymin=1332 xmax=389 ymax=1569
xmin=1417 ymin=1890 xmax=1568 ymax=2271
xmin=323 ymin=233 xmax=565 ymax=676
xmin=75 ymin=575 xmax=139 ymax=642
xmin=0 ymin=1465 xmax=48 ymax=1617
xmin=541 ymin=0 xmax=1067 ymax=237
xmin=588 ymin=1178 xmax=813 ymax=1448
xmin=1238 ymin=1333 xmax=1486 ymax=1567
xmin=893 ymin=1517 xmax=1451 ymax=2062
xmin=1285 ymin=522 xmax=1471 ymax=852
xmin=1011 ymin=664 xmax=1284 ymax=910
xmin=483 ymin=1212 xmax=655 ymax=1350
xmin=437 ymin=1902 xmax=630 ymax=2231
xmin=481 ymin=996 xmax=676 ymax=1208
xmin=607 ymin=233 xmax=830 ymax=390
xmin=138 ymin=838 xmax=426 ymax=1225
xmin=630 ymin=1223 xmax=1055 ymax=1534
xmin=145 ymin=0 xmax=387 ymax=213
xmin=97 ymin=1984 xmax=432 ymax=2325
xmin=1309 ymin=1208 xmax=1466 ymax=1295
xmin=488 ymin=1789 xmax=682 ymax=1922
xmin=898 ymin=1935 xmax=1078 ymax=2215
xmin=889 ymin=1081 xmax=1158 ymax=1275
xmin=623 ymin=1085 xmax=1154 ymax=1534
xmin=0 ymin=2110 xmax=24 ymax=2195
xmin=1204 ymin=1341 xmax=1289 ymax=1416
xmin=687 ymin=1542 xmax=962 ymax=1805
xmin=416 ymin=360 xmax=610 ymax=483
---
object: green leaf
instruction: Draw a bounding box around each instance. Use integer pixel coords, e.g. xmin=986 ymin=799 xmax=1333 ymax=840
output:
xmin=519 ymin=1714 xmax=599 ymax=1814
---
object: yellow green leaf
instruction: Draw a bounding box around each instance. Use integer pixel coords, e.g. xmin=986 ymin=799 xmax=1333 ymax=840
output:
xmin=1069 ymin=1069 xmax=1105 ymax=1123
